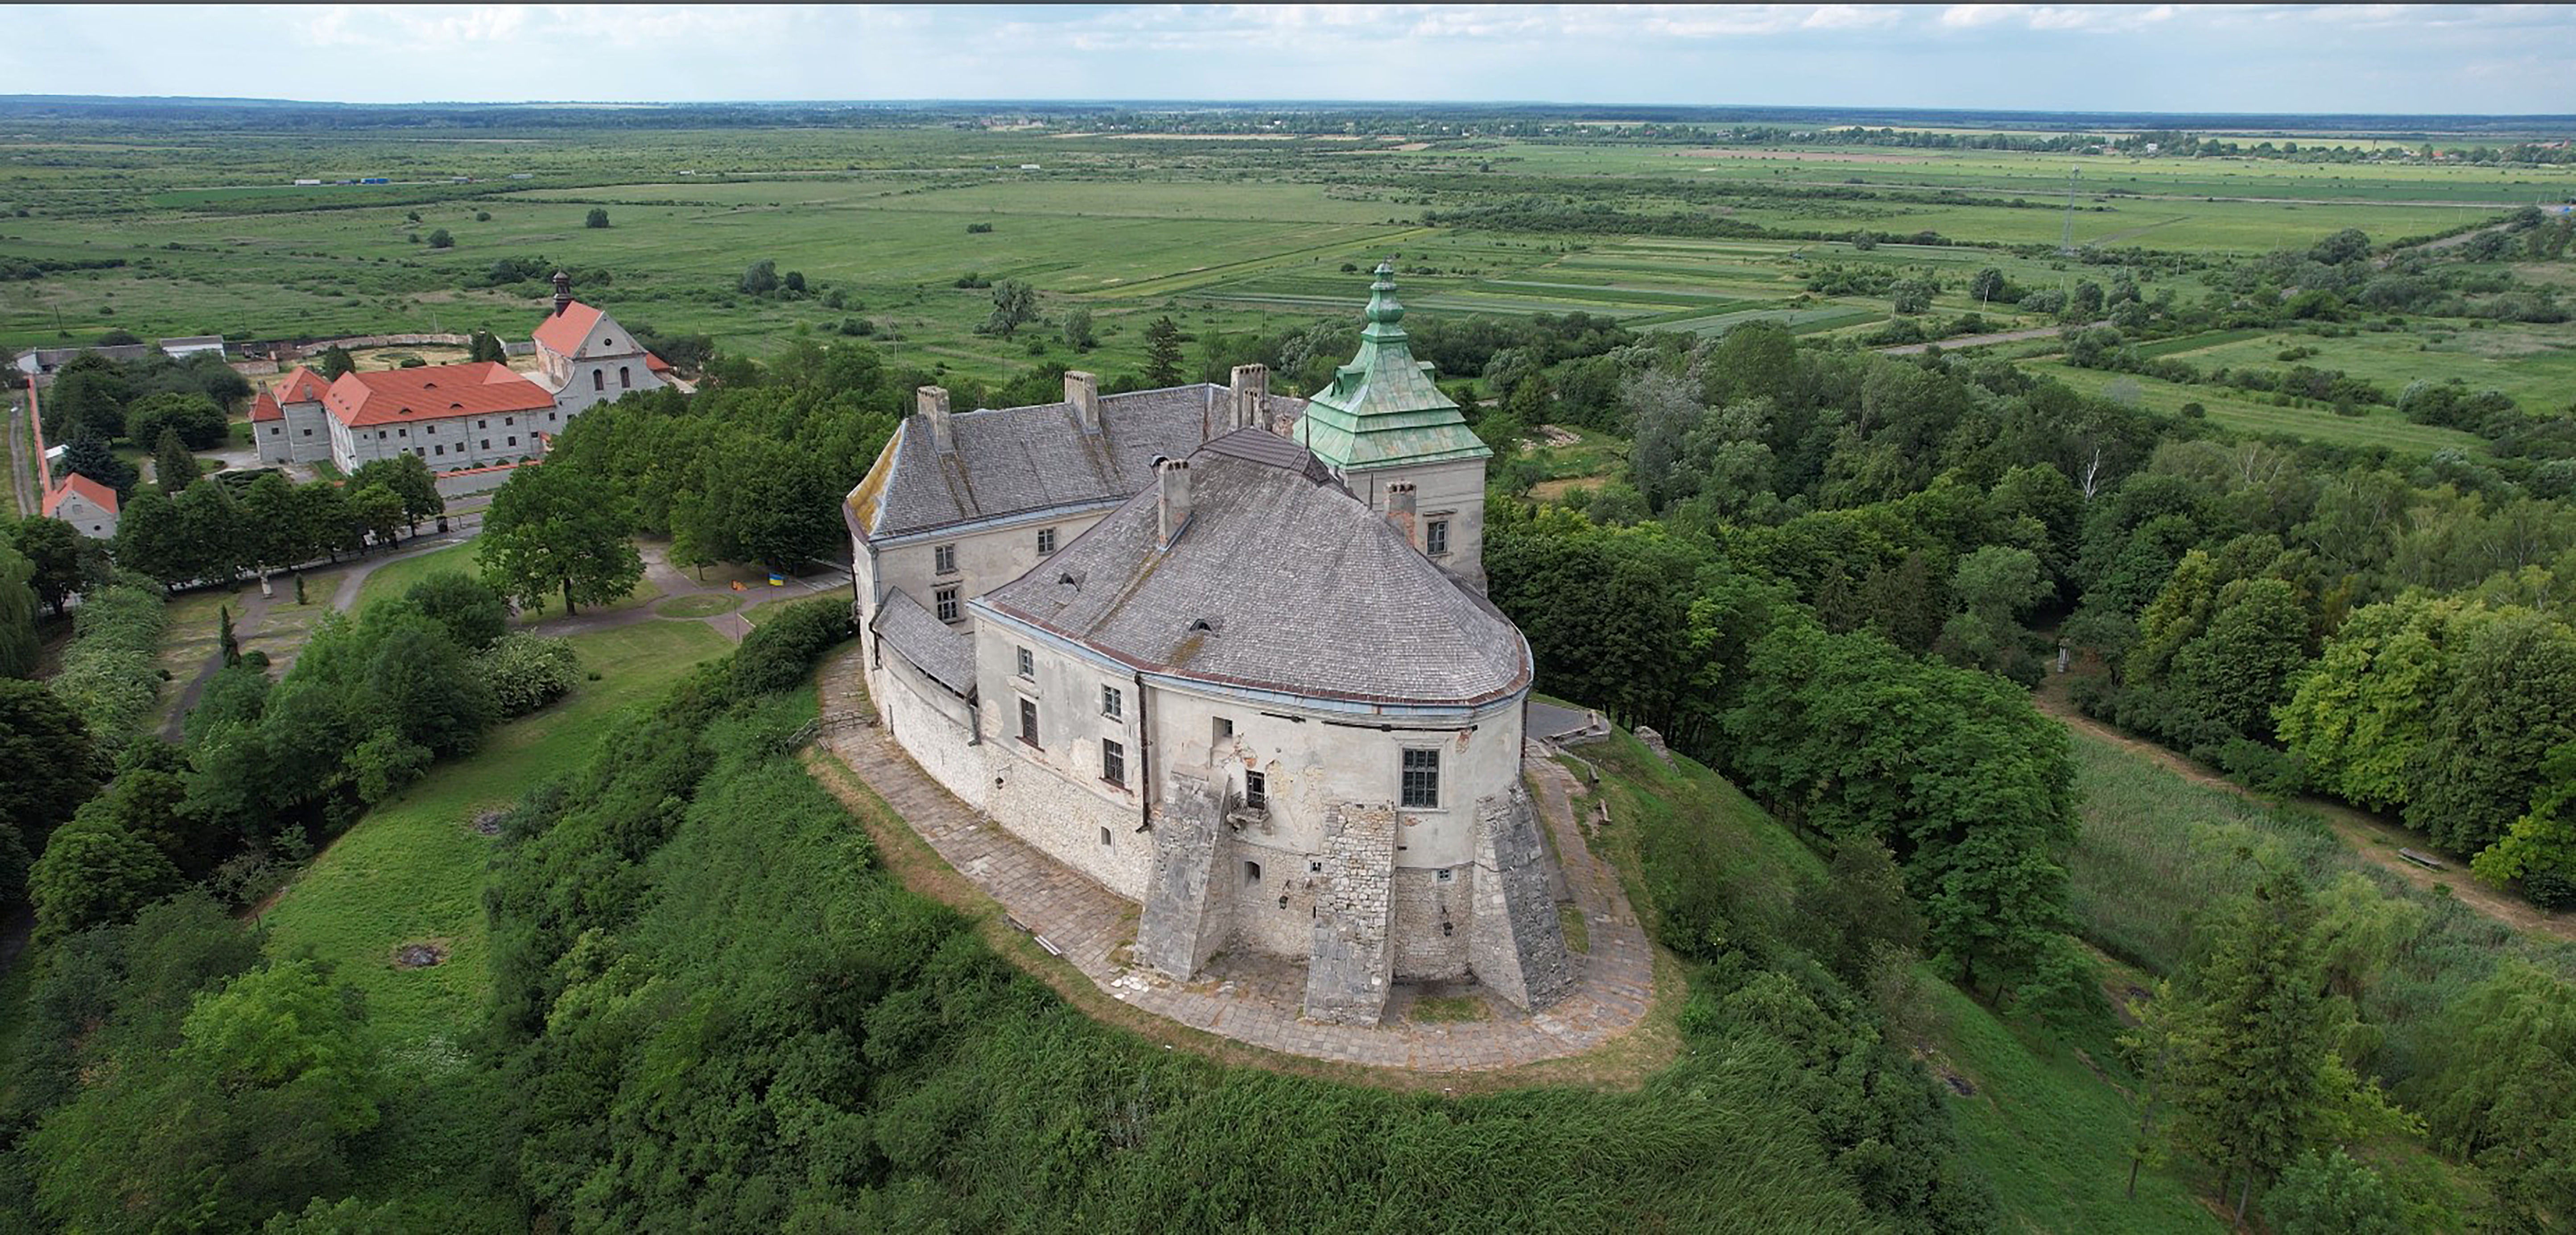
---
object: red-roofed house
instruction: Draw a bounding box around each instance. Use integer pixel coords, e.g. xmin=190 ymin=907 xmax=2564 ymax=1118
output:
xmin=252 ymin=273 xmax=667 ymax=477
xmin=530 ymin=270 xmax=669 ymax=414
xmin=42 ymin=472 xmax=120 ymax=539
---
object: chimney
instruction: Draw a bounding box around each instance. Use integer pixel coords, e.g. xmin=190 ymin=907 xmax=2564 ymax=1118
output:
xmin=1157 ymin=458 xmax=1193 ymax=545
xmin=1386 ymin=482 xmax=1418 ymax=550
xmin=918 ymin=385 xmax=953 ymax=454
xmin=551 ymin=270 xmax=573 ymax=316
xmin=1229 ymin=363 xmax=1268 ymax=431
xmin=1065 ymin=370 xmax=1100 ymax=434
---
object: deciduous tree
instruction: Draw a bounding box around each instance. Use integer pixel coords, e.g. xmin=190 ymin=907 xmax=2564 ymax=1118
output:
xmin=478 ymin=463 xmax=643 ymax=615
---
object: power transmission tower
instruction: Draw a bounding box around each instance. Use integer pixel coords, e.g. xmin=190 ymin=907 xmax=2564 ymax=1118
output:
xmin=2058 ymin=163 xmax=2081 ymax=256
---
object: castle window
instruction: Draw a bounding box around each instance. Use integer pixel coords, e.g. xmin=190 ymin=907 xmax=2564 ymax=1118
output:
xmin=1100 ymin=827 xmax=1113 ymax=847
xmin=481 ymin=439 xmax=491 ymax=450
xmin=1244 ymin=770 xmax=1267 ymax=811
xmin=1101 ymin=685 xmax=1122 ymax=719
xmin=376 ymin=431 xmax=386 ymax=439
xmin=1243 ymin=861 xmax=1262 ymax=885
xmin=1427 ymin=519 xmax=1450 ymax=556
xmin=1019 ymin=698 xmax=1040 ymax=748
xmin=300 ymin=428 xmax=311 ymax=436
xmin=1036 ymin=527 xmax=1057 ymax=556
xmin=619 ymin=366 xmax=632 ymax=389
xmin=1309 ymin=859 xmax=1324 ymax=874
xmin=508 ymin=436 xmax=517 ymax=446
xmin=434 ymin=444 xmax=445 ymax=456
xmin=1016 ymin=646 xmax=1033 ymax=679
xmin=1436 ymin=867 xmax=1456 ymax=884
xmin=934 ymin=585 xmax=959 ymax=623
xmin=592 ymin=369 xmax=604 ymax=392
xmin=1213 ymin=717 xmax=1233 ymax=743
xmin=1400 ymin=748 xmax=1441 ymax=809
xmin=1102 ymin=738 xmax=1125 ymax=787
xmin=933 ymin=544 xmax=958 ymax=575
xmin=477 ymin=419 xmax=487 ymax=429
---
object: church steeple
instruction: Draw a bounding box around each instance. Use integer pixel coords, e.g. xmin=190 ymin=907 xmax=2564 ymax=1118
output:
xmin=1296 ymin=263 xmax=1491 ymax=476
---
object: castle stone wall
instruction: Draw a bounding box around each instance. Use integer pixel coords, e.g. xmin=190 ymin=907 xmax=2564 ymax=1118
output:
xmin=1305 ymin=803 xmax=1398 ymax=1025
xmin=1390 ymin=865 xmax=1473 ymax=981
xmin=1466 ymin=785 xmax=1576 ymax=1011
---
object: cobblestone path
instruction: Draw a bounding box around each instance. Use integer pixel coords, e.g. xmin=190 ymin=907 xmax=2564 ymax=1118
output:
xmin=817 ymin=649 xmax=1655 ymax=1073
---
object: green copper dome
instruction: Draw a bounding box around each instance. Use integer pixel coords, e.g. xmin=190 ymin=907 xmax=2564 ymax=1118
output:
xmin=1296 ymin=263 xmax=1492 ymax=475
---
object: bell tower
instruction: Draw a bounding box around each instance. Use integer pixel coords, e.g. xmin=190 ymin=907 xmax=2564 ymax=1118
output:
xmin=1296 ymin=264 xmax=1494 ymax=588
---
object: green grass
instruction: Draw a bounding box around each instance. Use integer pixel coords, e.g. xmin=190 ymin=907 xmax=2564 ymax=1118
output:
xmin=1407 ymin=995 xmax=1488 ymax=1023
xmin=2032 ymin=361 xmax=2490 ymax=455
xmin=654 ymin=592 xmax=742 ymax=618
xmin=347 ymin=540 xmax=479 ymax=615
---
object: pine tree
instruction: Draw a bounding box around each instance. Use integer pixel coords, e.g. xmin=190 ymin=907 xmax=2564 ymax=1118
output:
xmin=217 ymin=605 xmax=238 ymax=667
xmin=1141 ymin=315 xmax=1184 ymax=388
xmin=318 ymin=345 xmax=357 ymax=380
xmin=152 ymin=427 xmax=197 ymax=495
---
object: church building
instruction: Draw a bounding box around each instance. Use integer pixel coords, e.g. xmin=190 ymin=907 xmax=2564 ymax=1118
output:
xmin=847 ymin=267 xmax=1573 ymax=1025
xmin=252 ymin=273 xmax=669 ymax=478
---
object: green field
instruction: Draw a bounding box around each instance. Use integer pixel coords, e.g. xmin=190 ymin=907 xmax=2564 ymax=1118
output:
xmin=2031 ymin=361 xmax=2494 ymax=454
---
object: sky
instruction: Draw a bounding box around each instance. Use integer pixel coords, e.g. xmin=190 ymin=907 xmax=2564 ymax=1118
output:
xmin=5 ymin=4 xmax=2572 ymax=116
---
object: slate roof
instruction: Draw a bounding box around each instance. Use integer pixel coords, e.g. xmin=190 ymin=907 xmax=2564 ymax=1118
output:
xmin=871 ymin=588 xmax=976 ymax=696
xmin=981 ymin=429 xmax=1527 ymax=706
xmin=321 ymin=363 xmax=554 ymax=427
xmin=856 ymin=384 xmax=1308 ymax=541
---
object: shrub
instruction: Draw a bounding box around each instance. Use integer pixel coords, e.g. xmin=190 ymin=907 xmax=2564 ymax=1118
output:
xmin=731 ymin=597 xmax=851 ymax=697
xmin=478 ymin=633 xmax=581 ymax=717
xmin=585 ymin=208 xmax=610 ymax=229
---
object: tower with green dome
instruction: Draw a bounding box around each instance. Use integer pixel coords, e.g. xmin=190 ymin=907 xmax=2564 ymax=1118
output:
xmin=1298 ymin=262 xmax=1494 ymax=588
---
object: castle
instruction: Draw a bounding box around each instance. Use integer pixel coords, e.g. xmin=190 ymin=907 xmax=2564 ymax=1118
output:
xmin=251 ymin=273 xmax=669 ymax=478
xmin=846 ymin=267 xmax=1573 ymax=1025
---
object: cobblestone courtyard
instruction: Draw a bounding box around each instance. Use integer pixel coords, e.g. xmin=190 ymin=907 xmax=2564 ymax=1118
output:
xmin=817 ymin=649 xmax=1657 ymax=1072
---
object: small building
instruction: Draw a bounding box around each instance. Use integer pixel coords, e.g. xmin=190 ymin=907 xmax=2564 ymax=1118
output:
xmin=157 ymin=335 xmax=227 ymax=361
xmin=41 ymin=472 xmax=119 ymax=539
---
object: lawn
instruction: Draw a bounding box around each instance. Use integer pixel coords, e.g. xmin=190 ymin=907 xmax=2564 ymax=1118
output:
xmin=349 ymin=536 xmax=662 ymax=620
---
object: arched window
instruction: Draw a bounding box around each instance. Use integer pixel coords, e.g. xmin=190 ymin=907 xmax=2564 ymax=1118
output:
xmin=592 ymin=369 xmax=605 ymax=392
xmin=619 ymin=365 xmax=631 ymax=389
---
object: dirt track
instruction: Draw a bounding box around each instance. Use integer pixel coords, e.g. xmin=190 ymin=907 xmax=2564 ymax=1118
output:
xmin=2032 ymin=671 xmax=2576 ymax=944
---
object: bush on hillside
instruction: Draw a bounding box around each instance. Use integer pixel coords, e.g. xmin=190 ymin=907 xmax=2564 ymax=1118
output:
xmin=730 ymin=598 xmax=851 ymax=697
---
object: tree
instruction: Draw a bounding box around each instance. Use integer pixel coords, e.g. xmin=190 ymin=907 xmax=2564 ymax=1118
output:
xmin=585 ymin=207 xmax=611 ymax=229
xmin=1940 ymin=545 xmax=2050 ymax=677
xmin=2167 ymin=578 xmax=2310 ymax=742
xmin=350 ymin=454 xmax=443 ymax=531
xmin=1890 ymin=277 xmax=1936 ymax=316
xmin=1795 ymin=836 xmax=1921 ymax=985
xmin=2265 ymin=1148 xmax=2405 ymax=1235
xmin=28 ymin=813 xmax=182 ymax=942
xmin=739 ymin=259 xmax=780 ymax=296
xmin=348 ymin=484 xmax=405 ymax=548
xmin=2473 ymin=739 xmax=2576 ymax=908
xmin=425 ymin=227 xmax=454 ymax=248
xmin=152 ymin=426 xmax=198 ymax=494
xmin=977 ymin=278 xmax=1038 ymax=339
xmin=219 ymin=604 xmax=239 ymax=667
xmin=44 ymin=357 xmax=131 ymax=442
xmin=2147 ymin=865 xmax=2336 ymax=1222
xmin=0 ymin=677 xmax=108 ymax=905
xmin=1969 ymin=267 xmax=2009 ymax=305
xmin=2407 ymin=609 xmax=2576 ymax=855
xmin=1141 ymin=315 xmax=1184 ymax=388
xmin=112 ymin=487 xmax=191 ymax=589
xmin=127 ymin=391 xmax=230 ymax=450
xmin=478 ymin=463 xmax=644 ymax=615
xmin=2422 ymin=959 xmax=2576 ymax=1227
xmin=173 ymin=478 xmax=246 ymax=584
xmin=469 ymin=330 xmax=508 ymax=363
xmin=58 ymin=433 xmax=137 ymax=497
xmin=240 ymin=471 xmax=307 ymax=578
xmin=0 ymin=544 xmax=36 ymax=678
xmin=1061 ymin=307 xmax=1097 ymax=351
xmin=403 ymin=570 xmax=508 ymax=648
xmin=182 ymin=958 xmax=384 ymax=1134
xmin=315 ymin=345 xmax=356 ymax=380
xmin=11 ymin=515 xmax=91 ymax=613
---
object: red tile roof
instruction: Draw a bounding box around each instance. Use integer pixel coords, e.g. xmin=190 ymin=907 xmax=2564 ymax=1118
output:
xmin=646 ymin=351 xmax=673 ymax=374
xmin=322 ymin=363 xmax=554 ymax=428
xmin=276 ymin=367 xmax=331 ymax=404
xmin=43 ymin=472 xmax=119 ymax=517
xmin=532 ymin=301 xmax=606 ymax=358
xmin=250 ymin=391 xmax=283 ymax=422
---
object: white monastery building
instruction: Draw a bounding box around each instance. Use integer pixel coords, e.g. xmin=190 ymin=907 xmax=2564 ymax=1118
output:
xmin=846 ymin=267 xmax=1573 ymax=1026
xmin=252 ymin=273 xmax=669 ymax=476
xmin=41 ymin=472 xmax=119 ymax=539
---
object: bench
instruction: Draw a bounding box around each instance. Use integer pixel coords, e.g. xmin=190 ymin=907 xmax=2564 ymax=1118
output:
xmin=2398 ymin=848 xmax=2447 ymax=872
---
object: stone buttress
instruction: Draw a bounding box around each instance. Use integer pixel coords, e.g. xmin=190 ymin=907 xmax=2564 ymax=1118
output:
xmin=1304 ymin=803 xmax=1399 ymax=1025
xmin=1467 ymin=784 xmax=1577 ymax=1011
xmin=1138 ymin=773 xmax=1230 ymax=979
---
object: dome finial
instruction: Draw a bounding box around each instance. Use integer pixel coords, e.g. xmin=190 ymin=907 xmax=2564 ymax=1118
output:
xmin=1364 ymin=261 xmax=1404 ymax=327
